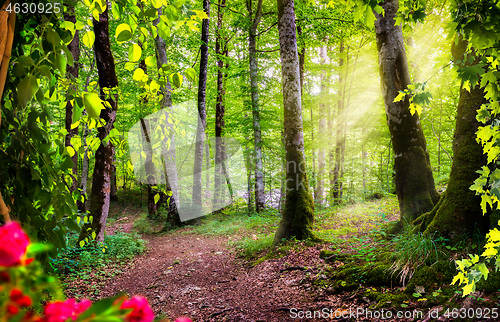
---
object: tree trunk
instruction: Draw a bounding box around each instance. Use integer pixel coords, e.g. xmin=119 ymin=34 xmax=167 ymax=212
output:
xmin=214 ymin=0 xmax=228 ymax=209
xmin=315 ymin=44 xmax=328 ymax=206
xmin=192 ymin=0 xmax=210 ymax=212
xmin=79 ymin=2 xmax=118 ymax=242
xmin=248 ymin=0 xmax=265 ymax=212
xmin=414 ymin=41 xmax=489 ymax=239
xmin=332 ymin=41 xmax=345 ymax=204
xmin=155 ymin=8 xmax=180 ymax=227
xmin=374 ymin=0 xmax=439 ymax=226
xmin=63 ymin=5 xmax=79 ymax=193
xmin=273 ymin=0 xmax=315 ymax=245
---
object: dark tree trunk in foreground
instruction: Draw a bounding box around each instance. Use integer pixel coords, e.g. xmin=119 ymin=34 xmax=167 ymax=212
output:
xmin=374 ymin=0 xmax=439 ymax=226
xmin=79 ymin=2 xmax=118 ymax=242
xmin=155 ymin=8 xmax=180 ymax=227
xmin=273 ymin=0 xmax=315 ymax=246
xmin=414 ymin=40 xmax=489 ymax=239
xmin=214 ymin=0 xmax=228 ymax=208
xmin=192 ymin=0 xmax=210 ymax=210
xmin=248 ymin=0 xmax=265 ymax=212
xmin=63 ymin=4 xmax=79 ymax=193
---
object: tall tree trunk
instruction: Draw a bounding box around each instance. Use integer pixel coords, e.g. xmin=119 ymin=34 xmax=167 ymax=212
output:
xmin=79 ymin=1 xmax=118 ymax=242
xmin=248 ymin=0 xmax=265 ymax=212
xmin=273 ymin=0 xmax=315 ymax=245
xmin=333 ymin=41 xmax=345 ymax=203
xmin=374 ymin=0 xmax=439 ymax=226
xmin=192 ymin=0 xmax=210 ymax=212
xmin=155 ymin=8 xmax=180 ymax=227
xmin=63 ymin=4 xmax=79 ymax=194
xmin=214 ymin=0 xmax=228 ymax=209
xmin=315 ymin=44 xmax=328 ymax=206
xmin=414 ymin=39 xmax=489 ymax=239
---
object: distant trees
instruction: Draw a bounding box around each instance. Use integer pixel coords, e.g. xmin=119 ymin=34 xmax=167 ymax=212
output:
xmin=273 ymin=0 xmax=315 ymax=245
xmin=374 ymin=0 xmax=439 ymax=227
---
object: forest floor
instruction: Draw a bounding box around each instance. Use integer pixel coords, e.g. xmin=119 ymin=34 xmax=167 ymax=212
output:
xmin=60 ymin=196 xmax=500 ymax=321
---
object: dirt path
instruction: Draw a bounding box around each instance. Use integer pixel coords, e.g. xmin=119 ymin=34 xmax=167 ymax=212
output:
xmin=99 ymin=230 xmax=332 ymax=321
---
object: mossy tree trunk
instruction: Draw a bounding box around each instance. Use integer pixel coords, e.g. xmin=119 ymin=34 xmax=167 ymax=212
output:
xmin=273 ymin=0 xmax=315 ymax=246
xmin=414 ymin=40 xmax=489 ymax=239
xmin=374 ymin=0 xmax=439 ymax=226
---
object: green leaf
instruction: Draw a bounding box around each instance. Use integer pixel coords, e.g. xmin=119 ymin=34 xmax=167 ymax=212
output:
xmin=82 ymin=31 xmax=95 ymax=48
xmin=133 ymin=68 xmax=146 ymax=82
xmin=476 ymin=262 xmax=489 ymax=280
xmin=79 ymin=240 xmax=85 ymax=248
xmin=172 ymin=73 xmax=183 ymax=88
xmin=151 ymin=0 xmax=162 ymax=9
xmin=17 ymin=75 xmax=39 ymax=107
xmin=27 ymin=243 xmax=53 ymax=256
xmin=154 ymin=193 xmax=160 ymax=204
xmin=128 ymin=43 xmax=142 ymax=62
xmin=145 ymin=56 xmax=156 ymax=68
xmin=393 ymin=91 xmax=406 ymax=102
xmin=92 ymin=231 xmax=96 ymax=240
xmin=54 ymin=53 xmax=67 ymax=75
xmin=185 ymin=67 xmax=196 ymax=82
xmin=116 ymin=23 xmax=133 ymax=43
xmin=83 ymin=92 xmax=102 ymax=119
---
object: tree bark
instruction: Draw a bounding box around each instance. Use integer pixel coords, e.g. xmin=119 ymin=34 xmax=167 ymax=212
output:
xmin=248 ymin=0 xmax=265 ymax=212
xmin=273 ymin=0 xmax=315 ymax=245
xmin=192 ymin=0 xmax=210 ymax=212
xmin=155 ymin=8 xmax=180 ymax=227
xmin=63 ymin=4 xmax=79 ymax=194
xmin=315 ymin=44 xmax=328 ymax=206
xmin=214 ymin=0 xmax=228 ymax=208
xmin=79 ymin=1 xmax=118 ymax=242
xmin=414 ymin=40 xmax=489 ymax=239
xmin=374 ymin=0 xmax=439 ymax=226
xmin=332 ymin=41 xmax=345 ymax=203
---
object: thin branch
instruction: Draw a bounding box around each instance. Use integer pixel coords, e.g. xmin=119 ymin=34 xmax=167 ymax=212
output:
xmin=212 ymin=2 xmax=246 ymax=16
xmin=297 ymin=17 xmax=353 ymax=23
xmin=256 ymin=48 xmax=280 ymax=53
xmin=256 ymin=22 xmax=277 ymax=36
xmin=430 ymin=119 xmax=453 ymax=162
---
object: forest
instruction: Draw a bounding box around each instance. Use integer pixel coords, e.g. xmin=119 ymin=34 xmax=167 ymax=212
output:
xmin=1 ymin=0 xmax=500 ymax=321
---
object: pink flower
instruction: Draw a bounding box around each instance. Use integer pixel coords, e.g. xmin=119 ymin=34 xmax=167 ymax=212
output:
xmin=0 ymin=222 xmax=30 ymax=267
xmin=120 ymin=296 xmax=154 ymax=322
xmin=43 ymin=298 xmax=91 ymax=322
xmin=175 ymin=318 xmax=193 ymax=322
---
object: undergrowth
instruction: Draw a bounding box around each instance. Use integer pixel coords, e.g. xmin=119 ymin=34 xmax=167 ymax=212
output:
xmin=51 ymin=232 xmax=146 ymax=277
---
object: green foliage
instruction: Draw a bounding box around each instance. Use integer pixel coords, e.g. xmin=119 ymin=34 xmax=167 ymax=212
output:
xmin=51 ymin=232 xmax=146 ymax=276
xmin=389 ymin=230 xmax=440 ymax=285
xmin=449 ymin=0 xmax=500 ymax=296
xmin=393 ymin=82 xmax=433 ymax=116
xmin=0 ymin=5 xmax=80 ymax=264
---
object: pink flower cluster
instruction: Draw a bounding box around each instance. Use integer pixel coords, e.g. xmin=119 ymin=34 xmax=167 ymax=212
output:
xmin=0 ymin=221 xmax=193 ymax=322
xmin=44 ymin=298 xmax=92 ymax=322
xmin=0 ymin=222 xmax=30 ymax=266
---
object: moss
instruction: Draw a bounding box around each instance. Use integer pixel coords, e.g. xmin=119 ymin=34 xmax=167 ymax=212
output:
xmin=319 ymin=250 xmax=352 ymax=263
xmin=404 ymin=261 xmax=455 ymax=295
xmin=363 ymin=288 xmax=411 ymax=309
